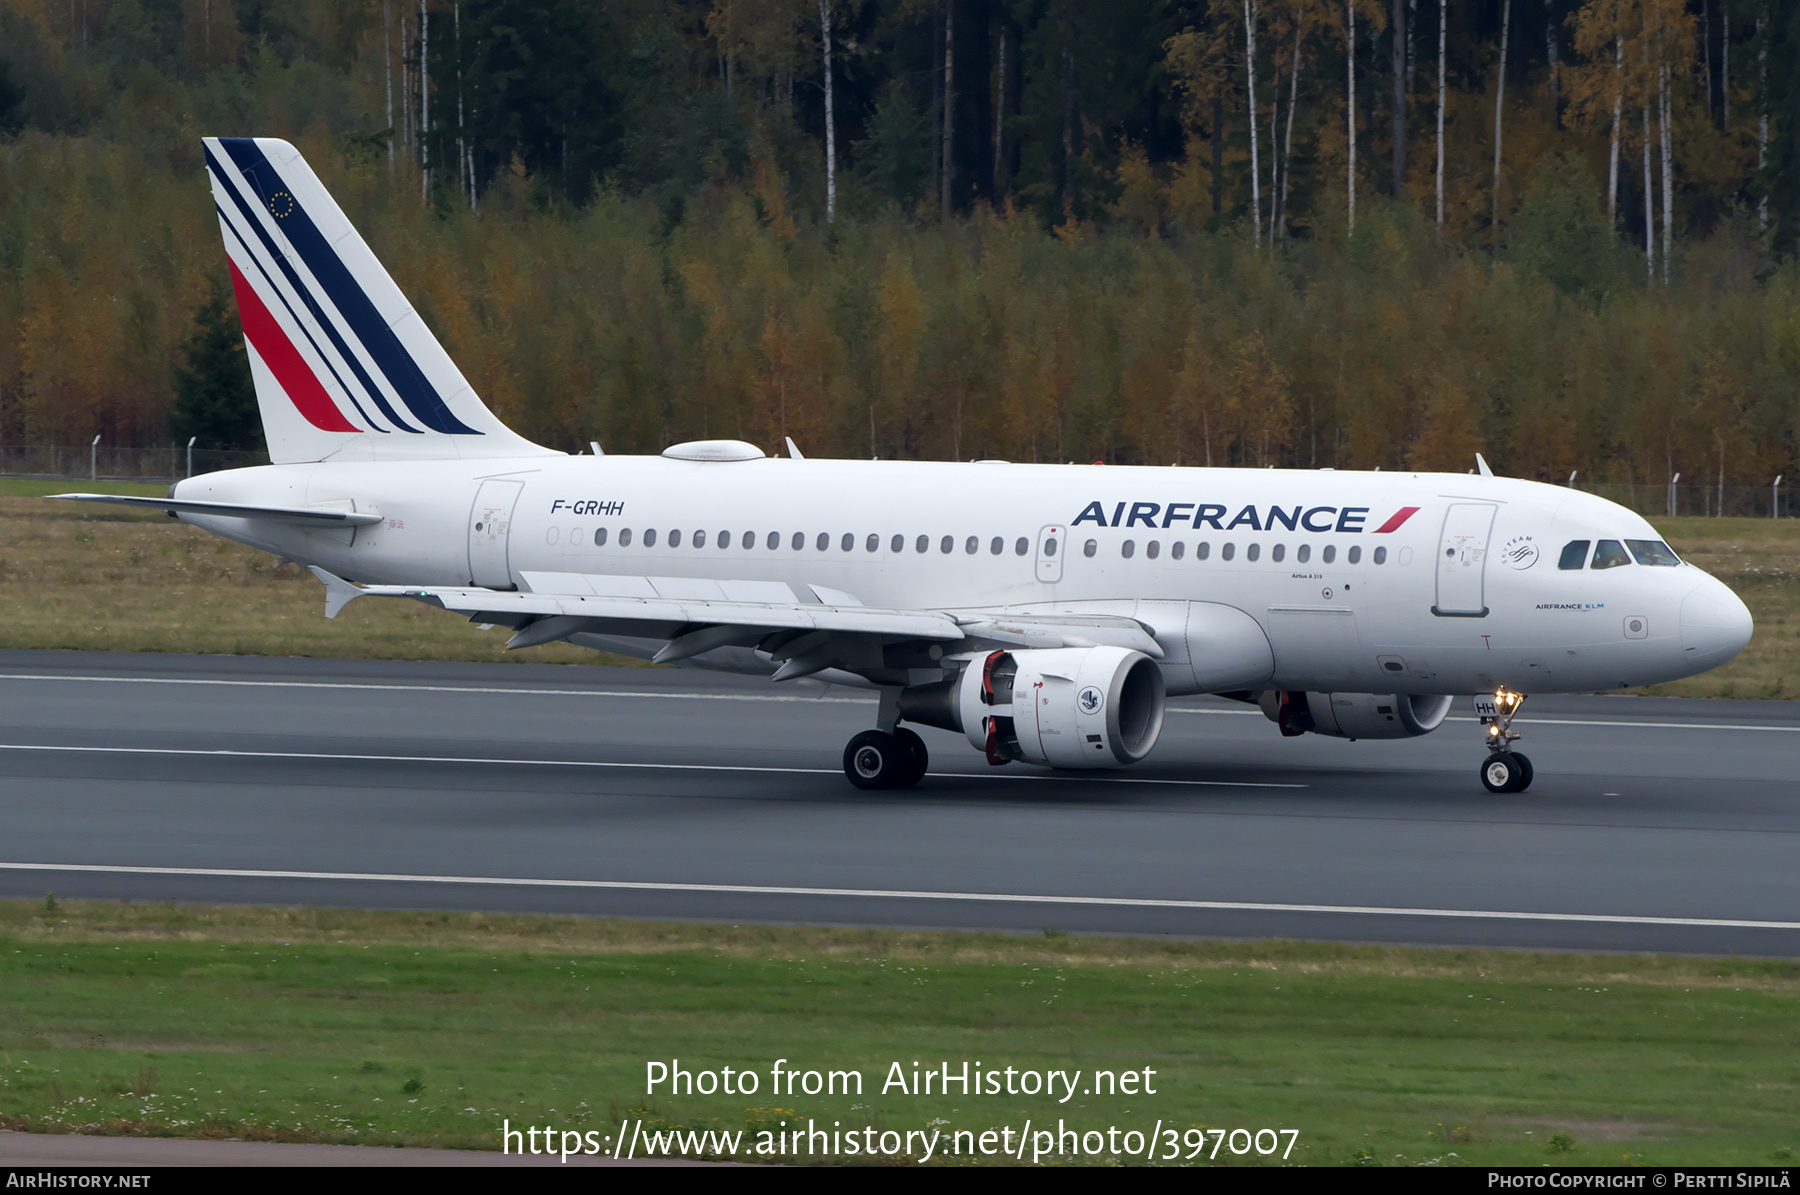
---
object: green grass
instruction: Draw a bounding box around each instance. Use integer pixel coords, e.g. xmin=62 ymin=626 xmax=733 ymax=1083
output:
xmin=0 ymin=900 xmax=1795 ymax=1165
xmin=0 ymin=480 xmax=171 ymax=498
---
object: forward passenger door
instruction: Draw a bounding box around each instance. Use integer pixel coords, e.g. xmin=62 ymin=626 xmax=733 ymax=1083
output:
xmin=1433 ymin=503 xmax=1497 ymax=616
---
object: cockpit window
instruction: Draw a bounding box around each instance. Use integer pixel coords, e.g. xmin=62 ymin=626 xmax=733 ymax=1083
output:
xmin=1625 ymin=539 xmax=1681 ymax=566
xmin=1558 ymin=540 xmax=1590 ymax=570
xmin=1591 ymin=539 xmax=1632 ymax=569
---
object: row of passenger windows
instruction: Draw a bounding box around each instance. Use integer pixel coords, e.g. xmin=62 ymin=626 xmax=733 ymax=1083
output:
xmin=1097 ymin=539 xmax=1385 ymax=565
xmin=557 ymin=524 xmax=1386 ymax=567
xmin=1558 ymin=538 xmax=1681 ymax=570
xmin=570 ymin=528 xmax=1036 ymax=556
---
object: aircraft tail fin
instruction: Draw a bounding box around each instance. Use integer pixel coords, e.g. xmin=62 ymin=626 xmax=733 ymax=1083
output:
xmin=202 ymin=136 xmax=556 ymax=465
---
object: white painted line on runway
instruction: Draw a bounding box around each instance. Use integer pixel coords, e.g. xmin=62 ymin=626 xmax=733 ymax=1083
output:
xmin=5 ymin=674 xmax=1793 ymax=732
xmin=0 ymin=673 xmax=869 ymax=703
xmin=1 ymin=861 xmax=1794 ymax=931
xmin=1166 ymin=709 xmax=1800 ymax=732
xmin=0 ymin=742 xmax=1305 ymax=788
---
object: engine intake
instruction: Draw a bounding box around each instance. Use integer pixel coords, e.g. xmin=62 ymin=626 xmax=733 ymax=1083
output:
xmin=1258 ymin=690 xmax=1454 ymax=740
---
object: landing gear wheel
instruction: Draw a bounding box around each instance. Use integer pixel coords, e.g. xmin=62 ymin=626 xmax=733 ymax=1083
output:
xmin=844 ymin=730 xmax=906 ymax=790
xmin=1480 ymin=753 xmax=1530 ymax=794
xmin=893 ymin=728 xmax=929 ymax=788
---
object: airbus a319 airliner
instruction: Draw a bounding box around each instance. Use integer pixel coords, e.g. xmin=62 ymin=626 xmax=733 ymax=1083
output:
xmin=59 ymin=138 xmax=1753 ymax=793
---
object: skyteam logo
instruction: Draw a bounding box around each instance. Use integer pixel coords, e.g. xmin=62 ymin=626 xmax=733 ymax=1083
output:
xmin=1071 ymin=501 xmax=1420 ymax=533
xmin=205 ymin=137 xmax=481 ymax=438
xmin=1502 ymin=535 xmax=1540 ymax=569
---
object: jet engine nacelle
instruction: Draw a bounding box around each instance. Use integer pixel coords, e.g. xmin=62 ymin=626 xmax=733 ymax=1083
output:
xmin=964 ymin=646 xmax=1166 ymax=767
xmin=1259 ymin=690 xmax=1454 ymax=740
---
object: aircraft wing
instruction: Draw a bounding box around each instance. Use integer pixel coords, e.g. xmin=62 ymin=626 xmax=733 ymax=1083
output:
xmin=52 ymin=494 xmax=384 ymax=526
xmin=312 ymin=568 xmax=1162 ymax=681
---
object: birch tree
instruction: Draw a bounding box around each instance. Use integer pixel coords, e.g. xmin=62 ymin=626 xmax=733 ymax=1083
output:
xmin=1391 ymin=0 xmax=1406 ymax=199
xmin=1435 ymin=0 xmax=1445 ymax=226
xmin=1493 ymin=0 xmax=1511 ymax=240
xmin=1245 ymin=0 xmax=1262 ymax=248
xmin=820 ymin=0 xmax=836 ymax=222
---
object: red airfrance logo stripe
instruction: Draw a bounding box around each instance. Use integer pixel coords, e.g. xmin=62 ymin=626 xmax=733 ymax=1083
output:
xmin=227 ymin=259 xmax=361 ymax=433
xmin=1372 ymin=506 xmax=1420 ymax=533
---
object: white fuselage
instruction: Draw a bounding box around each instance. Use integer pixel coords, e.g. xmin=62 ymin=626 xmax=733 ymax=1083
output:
xmin=170 ymin=456 xmax=1752 ymax=698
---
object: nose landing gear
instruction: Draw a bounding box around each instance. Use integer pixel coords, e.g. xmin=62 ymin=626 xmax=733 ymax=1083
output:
xmin=1477 ymin=687 xmax=1533 ymax=793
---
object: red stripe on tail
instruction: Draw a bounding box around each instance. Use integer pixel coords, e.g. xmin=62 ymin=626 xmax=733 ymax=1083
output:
xmin=227 ymin=259 xmax=360 ymax=433
xmin=1372 ymin=506 xmax=1420 ymax=533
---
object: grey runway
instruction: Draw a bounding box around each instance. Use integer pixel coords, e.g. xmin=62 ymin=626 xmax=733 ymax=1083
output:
xmin=0 ymin=649 xmax=1796 ymax=955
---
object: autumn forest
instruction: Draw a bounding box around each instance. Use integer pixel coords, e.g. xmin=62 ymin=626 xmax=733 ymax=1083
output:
xmin=0 ymin=0 xmax=1797 ymax=504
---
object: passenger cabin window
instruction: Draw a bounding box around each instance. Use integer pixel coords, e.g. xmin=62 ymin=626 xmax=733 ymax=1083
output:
xmin=966 ymin=536 xmax=979 ymax=554
xmin=916 ymin=535 xmax=929 ymax=553
xmin=892 ymin=534 xmax=905 ymax=553
xmin=1558 ymin=540 xmax=1590 ymax=570
xmin=743 ymin=529 xmax=755 ymax=548
xmin=719 ymin=530 xmax=731 ymax=548
xmin=693 ymin=530 xmax=706 ymax=548
xmin=1626 ymin=539 xmax=1682 ymax=566
xmin=1045 ymin=536 xmax=1060 ymax=557
xmin=1171 ymin=541 xmax=1185 ymax=560
xmin=817 ymin=532 xmax=830 ymax=551
xmin=1145 ymin=540 xmax=1159 ymax=559
xmin=594 ymin=528 xmax=608 ymax=547
xmin=1197 ymin=542 xmax=1211 ymax=560
xmin=620 ymin=528 xmax=633 ymax=546
xmin=1372 ymin=546 xmax=1386 ymax=565
xmin=990 ymin=537 xmax=1003 ymax=555
xmin=941 ymin=536 xmax=954 ymax=554
xmin=1014 ymin=537 xmax=1029 ymax=556
xmin=643 ymin=529 xmax=657 ymax=547
xmin=1121 ymin=540 xmax=1136 ymax=559
xmin=1221 ymin=543 xmax=1235 ymax=561
xmin=668 ymin=530 xmax=681 ymax=548
xmin=1271 ymin=544 xmax=1285 ymax=563
xmin=1591 ymin=539 xmax=1632 ymax=569
xmin=867 ymin=534 xmax=879 ymax=552
xmin=767 ymin=531 xmax=780 ymax=550
xmin=1246 ymin=543 xmax=1261 ymax=562
xmin=843 ymin=533 xmax=855 ymax=551
xmin=1322 ymin=545 xmax=1336 ymax=564
xmin=1083 ymin=539 xmax=1097 ymax=558
xmin=792 ymin=532 xmax=805 ymax=550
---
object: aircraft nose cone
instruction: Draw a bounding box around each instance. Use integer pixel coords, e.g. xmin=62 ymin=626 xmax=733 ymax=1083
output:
xmin=1680 ymin=577 xmax=1753 ymax=671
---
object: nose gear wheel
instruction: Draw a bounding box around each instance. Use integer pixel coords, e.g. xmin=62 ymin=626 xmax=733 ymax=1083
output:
xmin=1477 ymin=688 xmax=1533 ymax=793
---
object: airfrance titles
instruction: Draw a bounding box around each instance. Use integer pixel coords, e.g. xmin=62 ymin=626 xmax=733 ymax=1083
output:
xmin=1072 ymin=501 xmax=1421 ymax=534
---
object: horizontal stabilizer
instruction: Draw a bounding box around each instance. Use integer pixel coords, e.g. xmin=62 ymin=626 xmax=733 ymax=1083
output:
xmin=52 ymin=493 xmax=383 ymax=526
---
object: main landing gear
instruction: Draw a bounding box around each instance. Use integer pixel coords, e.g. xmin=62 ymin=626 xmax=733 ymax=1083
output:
xmin=1477 ymin=687 xmax=1533 ymax=793
xmin=843 ymin=728 xmax=929 ymax=790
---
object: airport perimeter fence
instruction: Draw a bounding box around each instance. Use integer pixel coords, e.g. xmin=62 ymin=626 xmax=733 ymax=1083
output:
xmin=2 ymin=445 xmax=1796 ymax=517
xmin=0 ymin=444 xmax=270 ymax=483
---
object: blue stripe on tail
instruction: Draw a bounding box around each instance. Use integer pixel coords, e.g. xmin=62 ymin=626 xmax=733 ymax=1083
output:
xmin=207 ymin=145 xmax=419 ymax=434
xmin=217 ymin=138 xmax=480 ymax=436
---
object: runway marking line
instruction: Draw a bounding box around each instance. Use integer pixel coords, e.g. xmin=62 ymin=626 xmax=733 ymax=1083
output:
xmin=1 ymin=861 xmax=1795 ymax=932
xmin=0 ymin=742 xmax=1304 ymax=788
xmin=0 ymin=673 xmax=865 ymax=704
xmin=0 ymin=673 xmax=1793 ymax=732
